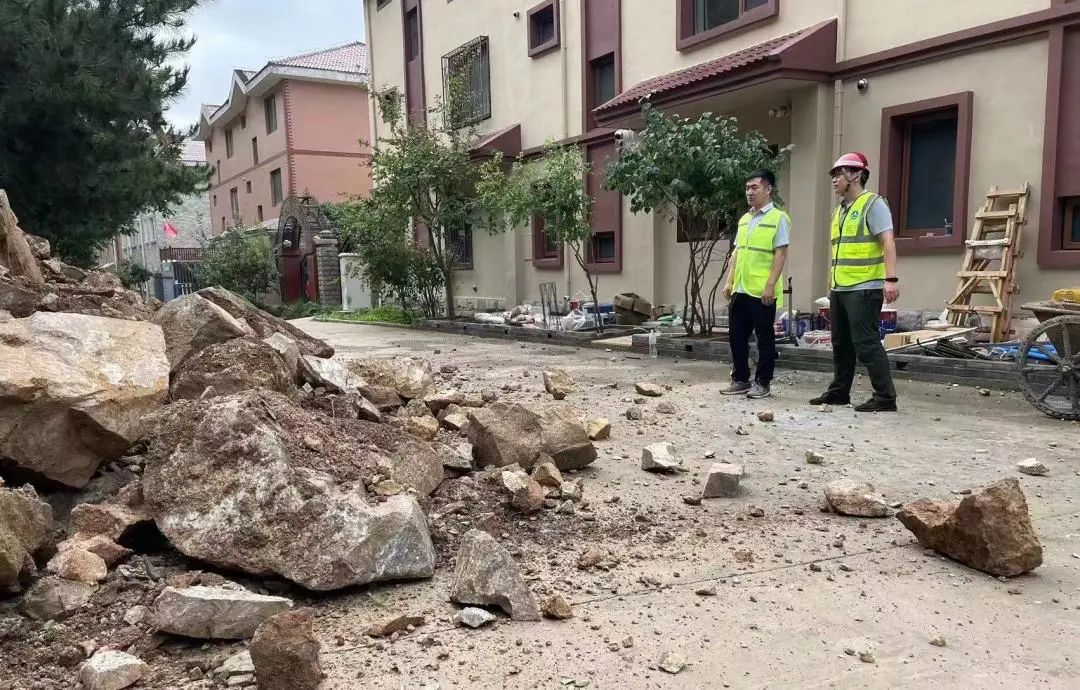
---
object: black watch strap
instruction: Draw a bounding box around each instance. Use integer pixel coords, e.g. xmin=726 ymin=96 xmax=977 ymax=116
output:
xmin=885 ymin=277 xmax=899 ymax=283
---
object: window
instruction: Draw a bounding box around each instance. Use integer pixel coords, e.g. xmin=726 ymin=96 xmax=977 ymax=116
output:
xmin=442 ymin=36 xmax=491 ymax=127
xmin=591 ymin=233 xmax=616 ymax=263
xmin=212 ymin=194 xmax=217 ymax=207
xmin=447 ymin=223 xmax=474 ymax=269
xmin=405 ymin=8 xmax=421 ymax=61
xmin=532 ymin=216 xmax=562 ymax=269
xmin=216 ymin=161 xmax=221 ymax=183
xmin=1063 ymin=199 xmax=1080 ymax=250
xmin=677 ymin=0 xmax=778 ymax=51
xmin=377 ymin=0 xmax=391 ymax=9
xmin=270 ymin=168 xmax=284 ymax=206
xmin=593 ymin=54 xmax=616 ymax=108
xmin=229 ymin=187 xmax=239 ymax=220
xmin=252 ymin=137 xmax=259 ymax=165
xmin=257 ymin=205 xmax=264 ymax=223
xmin=221 ymin=216 xmax=226 ymax=230
xmin=585 ymin=141 xmax=621 ymax=271
xmin=264 ymin=94 xmax=278 ymax=134
xmin=207 ymin=135 xmax=213 ymax=154
xmin=880 ymin=92 xmax=973 ymax=251
xmin=246 ymin=180 xmax=252 ymax=194
xmin=527 ymin=1 xmax=559 ymax=58
xmin=225 ymin=128 xmax=234 ymax=158
xmin=240 ymin=114 xmax=247 ymax=129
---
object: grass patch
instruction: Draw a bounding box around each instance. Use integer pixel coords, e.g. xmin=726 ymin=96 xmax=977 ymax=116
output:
xmin=315 ymin=305 xmax=414 ymax=325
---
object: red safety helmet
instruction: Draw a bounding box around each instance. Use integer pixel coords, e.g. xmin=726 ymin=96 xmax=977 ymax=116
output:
xmin=829 ymin=152 xmax=870 ymax=176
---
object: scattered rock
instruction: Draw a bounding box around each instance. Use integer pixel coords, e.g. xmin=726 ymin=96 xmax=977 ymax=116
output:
xmin=468 ymin=402 xmax=597 ymax=472
xmin=347 ymin=356 xmax=434 ymax=400
xmin=897 ymin=478 xmax=1043 ymax=576
xmin=756 ymin=410 xmax=775 ymax=422
xmin=250 ymin=608 xmax=323 ymax=690
xmin=501 ymin=469 xmax=545 ymax=513
xmin=424 ymin=389 xmax=465 ymax=414
xmin=560 ymin=478 xmax=584 ymax=502
xmin=46 ymin=547 xmax=107 ymax=584
xmin=734 ymin=425 xmax=749 ymax=436
xmin=543 ymin=369 xmax=576 ymax=400
xmin=152 ymin=586 xmax=292 ymax=639
xmin=1017 ymin=458 xmax=1049 ymax=476
xmin=641 ymin=442 xmax=681 ymax=472
xmin=454 ymin=607 xmax=497 ymax=629
xmin=302 ymin=355 xmax=360 ymax=393
xmin=748 ymin=505 xmax=765 ymax=518
xmin=169 ymin=338 xmax=294 ymax=401
xmin=656 ymin=401 xmax=676 ymax=415
xmin=532 ymin=462 xmax=564 ymax=488
xmin=69 ymin=492 xmax=152 ymax=542
xmin=586 ymin=418 xmax=611 ymax=441
xmin=702 ymin=463 xmax=743 ymax=499
xmin=542 ymin=594 xmax=574 ymax=620
xmin=625 ymin=407 xmax=644 ymax=421
xmin=694 ymin=586 xmax=716 ymax=596
xmin=824 ymin=480 xmax=891 ymax=518
xmin=436 ymin=443 xmax=474 ymax=472
xmin=682 ymin=495 xmax=702 ymax=506
xmin=634 ymin=382 xmax=663 ymax=397
xmin=929 ymin=636 xmax=947 ymax=647
xmin=142 ymin=391 xmax=436 ymax=590
xmin=450 ymin=529 xmax=540 ymax=621
xmin=0 ymin=312 xmax=169 ymax=487
xmin=858 ymin=650 xmax=875 ymax=664
xmin=405 ymin=414 xmax=440 ymax=442
xmin=979 ymin=388 xmax=991 ymax=396
xmin=805 ymin=450 xmax=825 ymax=465
xmin=123 ymin=605 xmax=149 ymax=626
xmin=365 ymin=614 xmax=425 ymax=638
xmin=658 ymin=651 xmax=687 ymax=674
xmin=198 ymin=287 xmax=333 ymax=359
xmin=19 ymin=576 xmax=97 ymax=620
xmin=351 ymin=393 xmax=384 ymax=423
xmin=0 ymin=484 xmax=53 ymax=592
xmin=78 ymin=650 xmax=149 ymax=690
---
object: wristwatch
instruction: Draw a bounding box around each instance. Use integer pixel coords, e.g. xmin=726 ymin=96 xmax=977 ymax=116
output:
xmin=885 ymin=277 xmax=900 ymax=283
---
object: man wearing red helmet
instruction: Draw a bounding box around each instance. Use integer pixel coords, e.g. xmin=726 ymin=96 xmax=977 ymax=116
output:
xmin=809 ymin=152 xmax=899 ymax=412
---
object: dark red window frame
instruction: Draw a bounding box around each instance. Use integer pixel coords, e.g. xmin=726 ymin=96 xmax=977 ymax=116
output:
xmin=527 ymin=0 xmax=560 ymax=58
xmin=532 ymin=216 xmax=563 ymax=269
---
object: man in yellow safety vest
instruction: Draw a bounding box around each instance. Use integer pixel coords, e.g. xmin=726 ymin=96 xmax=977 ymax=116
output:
xmin=721 ymin=169 xmax=790 ymax=399
xmin=809 ymin=152 xmax=900 ymax=412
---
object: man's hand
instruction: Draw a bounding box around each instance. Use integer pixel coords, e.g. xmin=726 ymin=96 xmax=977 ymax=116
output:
xmin=761 ymin=285 xmax=775 ymax=306
xmin=884 ymin=281 xmax=900 ymax=303
xmin=723 ymin=283 xmax=733 ymax=300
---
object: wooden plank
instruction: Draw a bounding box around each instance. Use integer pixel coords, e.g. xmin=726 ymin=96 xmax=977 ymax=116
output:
xmin=884 ymin=327 xmax=978 ymax=352
xmin=985 ymin=187 xmax=1031 ymax=198
xmin=966 ymin=238 xmax=1012 ymax=247
xmin=956 ymin=270 xmax=1009 ymax=278
xmin=948 ymin=304 xmax=1004 ymax=313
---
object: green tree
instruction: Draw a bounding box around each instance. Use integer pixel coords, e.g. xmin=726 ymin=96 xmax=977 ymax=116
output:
xmin=0 ymin=0 xmax=207 ymax=266
xmin=114 ymin=259 xmax=153 ymax=290
xmin=194 ymin=230 xmax=279 ymax=305
xmin=477 ymin=142 xmax=603 ymax=331
xmin=362 ymin=82 xmax=487 ymax=319
xmin=604 ymin=103 xmax=790 ymax=336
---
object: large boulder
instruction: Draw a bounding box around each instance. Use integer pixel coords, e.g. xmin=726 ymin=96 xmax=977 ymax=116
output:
xmin=197 ymin=287 xmax=333 ymax=359
xmin=152 ymin=585 xmax=293 ymax=639
xmin=0 ymin=190 xmax=44 ymax=287
xmin=0 ymin=312 xmax=169 ymax=487
xmin=250 ymin=608 xmax=323 ymax=690
xmin=467 ymin=402 xmax=597 ymax=472
xmin=170 ymin=338 xmax=294 ymax=401
xmin=151 ymin=293 xmax=253 ymax=371
xmin=142 ymin=391 xmax=436 ymax=590
xmin=347 ymin=356 xmax=434 ymax=400
xmin=0 ymin=483 xmax=54 ymax=592
xmin=450 ymin=529 xmax=540 ymax=621
xmin=897 ymin=478 xmax=1042 ymax=577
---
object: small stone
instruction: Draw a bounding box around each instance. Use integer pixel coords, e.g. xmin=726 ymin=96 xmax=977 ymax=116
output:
xmin=658 ymin=651 xmax=687 ymax=674
xmin=450 ymin=530 xmax=540 ymax=621
xmin=541 ymin=595 xmax=574 ymax=620
xmin=702 ymin=463 xmax=743 ymax=499
xmin=734 ymin=425 xmax=749 ymax=436
xmin=47 ymin=547 xmax=107 ymax=584
xmin=682 ymin=495 xmax=702 ymax=506
xmin=805 ymin=450 xmax=825 ymax=465
xmin=634 ymin=382 xmax=663 ymax=397
xmin=586 ymin=418 xmax=611 ymax=441
xmin=748 ymin=505 xmax=765 ymax=518
xmin=1017 ymin=458 xmax=1049 ymax=476
xmin=123 ymin=605 xmax=149 ymax=626
xmin=532 ymin=462 xmax=564 ymax=488
xmin=365 ymin=615 xmax=425 ymax=638
xmin=543 ymin=370 xmax=576 ymax=400
xmin=641 ymin=442 xmax=681 ymax=472
xmin=302 ymin=436 xmax=322 ymax=453
xmin=501 ymin=470 xmax=545 ymax=514
xmin=626 ymin=407 xmax=644 ymax=421
xmin=621 ymin=636 xmax=634 ymax=648
xmin=455 ymin=607 xmax=497 ymax=628
xmin=250 ymin=608 xmax=322 ymax=690
xmin=405 ymin=415 xmax=439 ymax=442
xmin=858 ymin=651 xmax=875 ymax=664
xmin=656 ymin=402 xmax=676 ymax=415
xmin=979 ymin=388 xmax=991 ymax=396
xmin=819 ymin=405 xmax=833 ymax=413
xmin=78 ymin=650 xmax=149 ymax=690
xmin=808 ymin=562 xmax=822 ymax=572
xmin=694 ymin=586 xmax=716 ymax=596
xmin=756 ymin=410 xmax=775 ymax=422
xmin=824 ymin=480 xmax=890 ymax=518
xmin=929 ymin=636 xmax=947 ymax=647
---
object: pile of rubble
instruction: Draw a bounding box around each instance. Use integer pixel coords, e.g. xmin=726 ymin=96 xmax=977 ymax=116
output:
xmin=1 ymin=190 xmax=611 ymax=688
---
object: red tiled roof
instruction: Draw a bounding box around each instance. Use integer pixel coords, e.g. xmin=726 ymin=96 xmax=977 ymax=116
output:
xmin=596 ymin=29 xmax=805 ymax=113
xmin=270 ymin=41 xmax=368 ymax=75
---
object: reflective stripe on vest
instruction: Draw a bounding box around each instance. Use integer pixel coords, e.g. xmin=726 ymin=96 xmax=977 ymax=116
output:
xmin=830 ymin=192 xmax=886 ymax=289
xmin=732 ymin=207 xmax=788 ymax=309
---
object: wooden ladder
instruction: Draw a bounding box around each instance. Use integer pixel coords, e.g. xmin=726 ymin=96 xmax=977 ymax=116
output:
xmin=945 ymin=184 xmax=1030 ymax=342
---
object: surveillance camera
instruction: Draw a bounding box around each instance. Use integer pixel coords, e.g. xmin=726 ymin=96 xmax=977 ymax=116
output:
xmin=615 ymin=129 xmax=640 ymax=150
xmin=856 ymin=78 xmax=870 ymax=92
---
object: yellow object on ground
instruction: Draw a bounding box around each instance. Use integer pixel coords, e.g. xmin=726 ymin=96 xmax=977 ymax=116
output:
xmin=1051 ymin=288 xmax=1080 ymax=303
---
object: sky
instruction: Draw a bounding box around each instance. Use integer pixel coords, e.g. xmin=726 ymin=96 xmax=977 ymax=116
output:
xmin=166 ymin=0 xmax=366 ymax=129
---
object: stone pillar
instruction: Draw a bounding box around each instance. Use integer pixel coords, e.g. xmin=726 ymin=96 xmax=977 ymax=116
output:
xmin=314 ymin=230 xmax=341 ymax=311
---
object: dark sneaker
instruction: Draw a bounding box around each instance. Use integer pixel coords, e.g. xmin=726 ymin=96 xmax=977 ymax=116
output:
xmin=809 ymin=393 xmax=851 ymax=405
xmin=721 ymin=381 xmax=752 ymax=395
xmin=746 ymin=382 xmax=771 ymax=399
xmin=854 ymin=398 xmax=898 ymax=412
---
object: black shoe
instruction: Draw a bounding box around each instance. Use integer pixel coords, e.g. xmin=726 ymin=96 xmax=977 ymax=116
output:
xmin=854 ymin=398 xmax=898 ymax=412
xmin=809 ymin=393 xmax=850 ymax=406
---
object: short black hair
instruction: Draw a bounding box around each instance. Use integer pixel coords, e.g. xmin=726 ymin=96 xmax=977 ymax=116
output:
xmin=859 ymin=169 xmax=871 ymax=186
xmin=746 ymin=169 xmax=776 ymax=188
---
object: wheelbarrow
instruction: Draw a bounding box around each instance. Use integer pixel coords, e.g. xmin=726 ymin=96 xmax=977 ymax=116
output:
xmin=1017 ymin=300 xmax=1080 ymax=420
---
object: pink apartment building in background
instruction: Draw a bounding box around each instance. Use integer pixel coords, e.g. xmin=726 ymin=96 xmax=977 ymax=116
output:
xmin=194 ymin=42 xmax=372 ymax=235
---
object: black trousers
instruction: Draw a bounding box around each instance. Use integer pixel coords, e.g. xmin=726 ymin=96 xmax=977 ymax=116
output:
xmin=826 ymin=289 xmax=897 ymax=402
xmin=729 ymin=292 xmax=777 ymax=385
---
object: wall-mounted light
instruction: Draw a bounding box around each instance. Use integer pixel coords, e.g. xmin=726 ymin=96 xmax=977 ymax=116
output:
xmin=768 ymin=106 xmax=790 ymax=119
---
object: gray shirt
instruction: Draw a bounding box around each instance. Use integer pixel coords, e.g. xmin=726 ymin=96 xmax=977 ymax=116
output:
xmin=831 ymin=194 xmax=893 ymax=292
xmin=734 ymin=202 xmax=790 ymax=296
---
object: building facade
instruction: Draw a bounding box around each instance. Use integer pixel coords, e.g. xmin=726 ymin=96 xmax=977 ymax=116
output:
xmin=97 ymin=140 xmax=211 ymax=300
xmin=195 ymin=42 xmax=373 ymax=235
xmin=363 ymin=0 xmax=1080 ymax=315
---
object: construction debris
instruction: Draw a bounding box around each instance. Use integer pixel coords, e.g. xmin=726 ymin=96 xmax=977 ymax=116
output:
xmin=250 ymin=608 xmax=323 ymax=690
xmin=543 ymin=369 xmax=577 ymax=400
xmin=152 ymin=585 xmax=293 ymax=639
xmin=78 ymin=651 xmax=149 ymax=690
xmin=824 ymin=480 xmax=891 ymax=518
xmin=641 ymin=442 xmax=681 ymax=472
xmin=702 ymin=463 xmax=744 ymax=498
xmin=1017 ymin=458 xmax=1049 ymax=476
xmin=450 ymin=529 xmax=540 ymax=621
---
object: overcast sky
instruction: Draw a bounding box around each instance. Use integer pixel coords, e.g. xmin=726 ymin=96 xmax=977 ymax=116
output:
xmin=166 ymin=0 xmax=366 ymax=129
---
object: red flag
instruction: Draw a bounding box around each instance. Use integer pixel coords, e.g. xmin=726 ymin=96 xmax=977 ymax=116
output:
xmin=163 ymin=221 xmax=178 ymax=238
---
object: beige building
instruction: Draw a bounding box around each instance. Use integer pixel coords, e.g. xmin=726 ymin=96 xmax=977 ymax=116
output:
xmin=363 ymin=0 xmax=1080 ymax=315
xmin=195 ymin=42 xmax=373 ymax=235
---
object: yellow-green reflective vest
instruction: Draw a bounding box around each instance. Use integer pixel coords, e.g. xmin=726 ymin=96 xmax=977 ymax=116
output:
xmin=732 ymin=206 xmax=788 ymax=309
xmin=830 ymin=192 xmax=886 ymax=289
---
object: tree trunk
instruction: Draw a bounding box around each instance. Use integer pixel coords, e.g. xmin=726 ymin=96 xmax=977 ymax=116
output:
xmin=442 ymin=268 xmax=455 ymax=319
